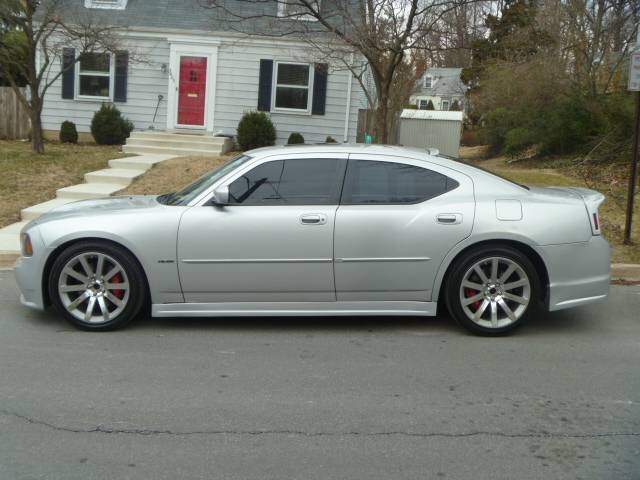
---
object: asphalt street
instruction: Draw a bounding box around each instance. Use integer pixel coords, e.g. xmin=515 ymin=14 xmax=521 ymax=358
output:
xmin=0 ymin=270 xmax=638 ymax=480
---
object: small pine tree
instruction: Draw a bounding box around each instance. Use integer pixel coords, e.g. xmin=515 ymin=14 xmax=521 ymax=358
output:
xmin=325 ymin=135 xmax=337 ymax=143
xmin=450 ymin=100 xmax=461 ymax=111
xmin=59 ymin=121 xmax=78 ymax=144
xmin=236 ymin=111 xmax=276 ymax=151
xmin=90 ymin=104 xmax=134 ymax=145
xmin=287 ymin=132 xmax=305 ymax=144
xmin=426 ymin=100 xmax=435 ymax=110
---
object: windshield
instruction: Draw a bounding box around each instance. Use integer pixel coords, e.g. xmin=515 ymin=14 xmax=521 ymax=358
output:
xmin=158 ymin=154 xmax=252 ymax=206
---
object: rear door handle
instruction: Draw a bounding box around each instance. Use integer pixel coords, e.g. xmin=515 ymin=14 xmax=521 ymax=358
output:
xmin=300 ymin=214 xmax=327 ymax=225
xmin=436 ymin=213 xmax=462 ymax=225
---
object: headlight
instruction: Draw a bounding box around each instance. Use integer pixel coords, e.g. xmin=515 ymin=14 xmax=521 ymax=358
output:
xmin=20 ymin=233 xmax=33 ymax=257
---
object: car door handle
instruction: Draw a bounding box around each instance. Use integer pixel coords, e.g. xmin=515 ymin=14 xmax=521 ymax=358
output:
xmin=436 ymin=213 xmax=462 ymax=225
xmin=300 ymin=214 xmax=327 ymax=225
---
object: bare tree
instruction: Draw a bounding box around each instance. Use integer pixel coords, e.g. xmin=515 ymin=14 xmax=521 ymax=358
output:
xmin=201 ymin=0 xmax=482 ymax=144
xmin=0 ymin=0 xmax=122 ymax=153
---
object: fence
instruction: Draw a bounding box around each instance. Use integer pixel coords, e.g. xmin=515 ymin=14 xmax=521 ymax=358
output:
xmin=0 ymin=87 xmax=30 ymax=140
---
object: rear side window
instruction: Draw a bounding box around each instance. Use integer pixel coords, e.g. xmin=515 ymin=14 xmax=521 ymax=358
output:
xmin=228 ymin=158 xmax=343 ymax=205
xmin=341 ymin=160 xmax=459 ymax=204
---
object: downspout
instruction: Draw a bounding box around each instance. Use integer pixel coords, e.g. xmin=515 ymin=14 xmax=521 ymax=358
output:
xmin=343 ymin=54 xmax=354 ymax=142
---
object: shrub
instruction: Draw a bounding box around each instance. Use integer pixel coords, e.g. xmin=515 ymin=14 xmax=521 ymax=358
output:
xmin=90 ymin=103 xmax=133 ymax=145
xmin=425 ymin=100 xmax=435 ymax=110
xmin=325 ymin=135 xmax=337 ymax=143
xmin=59 ymin=121 xmax=78 ymax=144
xmin=450 ymin=100 xmax=461 ymax=111
xmin=287 ymin=132 xmax=304 ymax=144
xmin=236 ymin=111 xmax=276 ymax=151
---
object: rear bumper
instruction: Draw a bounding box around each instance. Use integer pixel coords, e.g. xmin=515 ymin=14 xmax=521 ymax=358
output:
xmin=539 ymin=236 xmax=610 ymax=311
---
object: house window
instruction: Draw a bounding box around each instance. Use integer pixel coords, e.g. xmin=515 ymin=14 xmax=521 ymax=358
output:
xmin=424 ymin=75 xmax=433 ymax=88
xmin=78 ymin=53 xmax=112 ymax=99
xmin=277 ymin=0 xmax=320 ymax=20
xmin=84 ymin=0 xmax=128 ymax=9
xmin=441 ymin=100 xmax=450 ymax=111
xmin=418 ymin=100 xmax=428 ymax=110
xmin=272 ymin=62 xmax=313 ymax=113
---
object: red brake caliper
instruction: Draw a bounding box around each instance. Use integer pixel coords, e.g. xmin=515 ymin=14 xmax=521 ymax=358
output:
xmin=465 ymin=288 xmax=482 ymax=311
xmin=111 ymin=273 xmax=125 ymax=299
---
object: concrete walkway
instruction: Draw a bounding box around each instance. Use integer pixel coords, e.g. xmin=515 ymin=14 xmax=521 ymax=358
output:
xmin=0 ymin=153 xmax=176 ymax=261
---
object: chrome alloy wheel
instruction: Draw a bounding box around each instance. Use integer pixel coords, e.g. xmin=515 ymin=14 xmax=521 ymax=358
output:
xmin=57 ymin=252 xmax=130 ymax=324
xmin=459 ymin=256 xmax=531 ymax=329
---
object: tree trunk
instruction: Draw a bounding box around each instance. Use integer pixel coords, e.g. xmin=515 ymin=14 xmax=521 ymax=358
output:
xmin=29 ymin=95 xmax=45 ymax=154
xmin=375 ymin=87 xmax=390 ymax=144
xmin=30 ymin=112 xmax=45 ymax=154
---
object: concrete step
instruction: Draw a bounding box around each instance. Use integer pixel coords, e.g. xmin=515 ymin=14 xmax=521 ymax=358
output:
xmin=85 ymin=168 xmax=146 ymax=185
xmin=0 ymin=232 xmax=20 ymax=254
xmin=1 ymin=221 xmax=30 ymax=234
xmin=126 ymin=137 xmax=226 ymax=149
xmin=129 ymin=131 xmax=226 ymax=142
xmin=108 ymin=154 xmax=175 ymax=171
xmin=21 ymin=198 xmax=76 ymax=221
xmin=56 ymin=183 xmax=125 ymax=200
xmin=122 ymin=144 xmax=224 ymax=157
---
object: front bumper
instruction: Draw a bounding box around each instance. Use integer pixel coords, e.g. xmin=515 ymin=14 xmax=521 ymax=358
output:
xmin=539 ymin=236 xmax=611 ymax=311
xmin=14 ymin=228 xmax=48 ymax=312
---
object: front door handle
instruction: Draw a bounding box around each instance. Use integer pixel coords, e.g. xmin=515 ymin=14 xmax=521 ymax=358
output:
xmin=436 ymin=213 xmax=462 ymax=225
xmin=300 ymin=214 xmax=327 ymax=225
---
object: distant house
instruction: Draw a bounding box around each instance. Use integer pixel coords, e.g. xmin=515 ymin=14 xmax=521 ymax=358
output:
xmin=410 ymin=67 xmax=466 ymax=112
xmin=39 ymin=0 xmax=363 ymax=144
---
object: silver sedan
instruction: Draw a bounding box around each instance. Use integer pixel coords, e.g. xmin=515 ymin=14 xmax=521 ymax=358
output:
xmin=15 ymin=145 xmax=610 ymax=334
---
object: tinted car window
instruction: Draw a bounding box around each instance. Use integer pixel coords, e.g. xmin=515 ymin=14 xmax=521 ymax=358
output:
xmin=341 ymin=160 xmax=458 ymax=204
xmin=228 ymin=159 xmax=343 ymax=205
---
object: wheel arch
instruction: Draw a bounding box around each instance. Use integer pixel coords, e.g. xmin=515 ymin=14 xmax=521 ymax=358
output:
xmin=41 ymin=237 xmax=151 ymax=309
xmin=433 ymin=238 xmax=550 ymax=305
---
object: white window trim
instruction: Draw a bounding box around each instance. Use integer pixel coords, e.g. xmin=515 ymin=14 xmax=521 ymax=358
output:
xmin=277 ymin=0 xmax=320 ymax=21
xmin=271 ymin=61 xmax=314 ymax=115
xmin=424 ymin=75 xmax=433 ymax=89
xmin=441 ymin=100 xmax=450 ymax=111
xmin=84 ymin=0 xmax=128 ymax=10
xmin=418 ymin=99 xmax=428 ymax=110
xmin=75 ymin=53 xmax=115 ymax=101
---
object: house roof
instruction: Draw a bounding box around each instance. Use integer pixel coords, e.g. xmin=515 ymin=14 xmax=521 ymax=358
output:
xmin=400 ymin=109 xmax=463 ymax=122
xmin=415 ymin=67 xmax=465 ymax=97
xmin=53 ymin=0 xmax=333 ymax=36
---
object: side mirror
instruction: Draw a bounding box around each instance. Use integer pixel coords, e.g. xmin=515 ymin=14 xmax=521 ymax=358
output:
xmin=210 ymin=185 xmax=230 ymax=206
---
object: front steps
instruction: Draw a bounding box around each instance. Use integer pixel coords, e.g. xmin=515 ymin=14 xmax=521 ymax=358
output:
xmin=123 ymin=131 xmax=233 ymax=157
xmin=0 ymin=153 xmax=176 ymax=263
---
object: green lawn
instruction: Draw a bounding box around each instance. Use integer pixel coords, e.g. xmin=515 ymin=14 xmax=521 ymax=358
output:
xmin=0 ymin=140 xmax=124 ymax=227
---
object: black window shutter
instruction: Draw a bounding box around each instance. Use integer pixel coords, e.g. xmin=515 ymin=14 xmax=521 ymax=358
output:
xmin=114 ymin=51 xmax=129 ymax=102
xmin=311 ymin=63 xmax=328 ymax=115
xmin=257 ymin=59 xmax=273 ymax=112
xmin=61 ymin=48 xmax=75 ymax=99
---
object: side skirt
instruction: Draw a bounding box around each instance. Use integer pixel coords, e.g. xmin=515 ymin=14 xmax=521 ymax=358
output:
xmin=152 ymin=301 xmax=437 ymax=317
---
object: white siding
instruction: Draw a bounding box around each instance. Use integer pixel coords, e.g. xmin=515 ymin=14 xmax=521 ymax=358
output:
xmin=41 ymin=37 xmax=170 ymax=133
xmin=41 ymin=33 xmax=362 ymax=144
xmin=214 ymin=42 xmax=359 ymax=144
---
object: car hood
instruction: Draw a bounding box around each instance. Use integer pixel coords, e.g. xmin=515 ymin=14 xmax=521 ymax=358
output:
xmin=27 ymin=196 xmax=162 ymax=227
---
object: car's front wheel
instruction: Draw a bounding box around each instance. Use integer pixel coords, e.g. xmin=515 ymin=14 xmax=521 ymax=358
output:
xmin=445 ymin=245 xmax=540 ymax=335
xmin=48 ymin=241 xmax=147 ymax=331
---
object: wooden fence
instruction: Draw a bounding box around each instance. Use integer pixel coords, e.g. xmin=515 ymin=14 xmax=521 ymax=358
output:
xmin=0 ymin=87 xmax=30 ymax=139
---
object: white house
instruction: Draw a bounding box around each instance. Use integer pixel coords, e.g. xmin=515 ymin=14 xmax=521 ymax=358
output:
xmin=410 ymin=67 xmax=466 ymax=112
xmin=40 ymin=0 xmax=363 ymax=146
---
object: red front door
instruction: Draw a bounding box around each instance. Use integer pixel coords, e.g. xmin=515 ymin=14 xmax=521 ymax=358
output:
xmin=178 ymin=56 xmax=207 ymax=126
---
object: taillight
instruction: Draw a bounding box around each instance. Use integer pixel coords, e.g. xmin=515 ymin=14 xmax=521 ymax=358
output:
xmin=21 ymin=233 xmax=33 ymax=257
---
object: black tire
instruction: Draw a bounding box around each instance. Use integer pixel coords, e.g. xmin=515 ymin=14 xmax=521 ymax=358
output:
xmin=48 ymin=240 xmax=147 ymax=331
xmin=445 ymin=245 xmax=541 ymax=336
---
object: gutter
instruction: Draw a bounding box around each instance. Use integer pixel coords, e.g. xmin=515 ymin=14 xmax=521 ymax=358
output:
xmin=343 ymin=54 xmax=354 ymax=142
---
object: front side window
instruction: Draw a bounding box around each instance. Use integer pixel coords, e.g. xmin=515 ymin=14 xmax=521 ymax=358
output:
xmin=341 ymin=160 xmax=458 ymax=204
xmin=441 ymin=100 xmax=450 ymax=111
xmin=273 ymin=62 xmax=312 ymax=112
xmin=418 ymin=99 xmax=428 ymax=110
xmin=228 ymin=159 xmax=343 ymax=205
xmin=78 ymin=53 xmax=112 ymax=98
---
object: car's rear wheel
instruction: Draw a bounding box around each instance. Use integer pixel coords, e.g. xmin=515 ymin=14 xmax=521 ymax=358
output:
xmin=48 ymin=241 xmax=146 ymax=331
xmin=445 ymin=245 xmax=540 ymax=335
